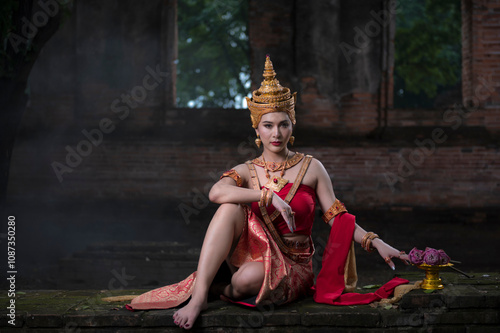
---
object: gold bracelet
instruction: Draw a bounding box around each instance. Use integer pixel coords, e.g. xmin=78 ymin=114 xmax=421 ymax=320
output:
xmin=364 ymin=233 xmax=379 ymax=252
xmin=265 ymin=190 xmax=274 ymax=207
xmin=260 ymin=188 xmax=267 ymax=207
xmin=361 ymin=232 xmax=373 ymax=250
xmin=365 ymin=238 xmax=373 ymax=252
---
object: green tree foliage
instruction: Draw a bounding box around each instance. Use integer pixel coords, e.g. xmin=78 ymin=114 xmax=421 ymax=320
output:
xmin=394 ymin=0 xmax=461 ymax=108
xmin=176 ymin=0 xmax=250 ymax=108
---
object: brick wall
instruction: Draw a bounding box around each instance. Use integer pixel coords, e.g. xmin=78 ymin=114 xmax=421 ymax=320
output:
xmin=23 ymin=0 xmax=171 ymax=134
xmin=249 ymin=0 xmax=385 ymax=135
xmin=462 ymin=0 xmax=473 ymax=107
xmin=461 ymin=0 xmax=500 ymax=133
xmin=8 ymin=135 xmax=498 ymax=209
xmin=25 ymin=0 xmax=499 ymax=137
xmin=9 ymin=0 xmax=500 ymax=209
xmin=375 ymin=0 xmax=500 ymax=133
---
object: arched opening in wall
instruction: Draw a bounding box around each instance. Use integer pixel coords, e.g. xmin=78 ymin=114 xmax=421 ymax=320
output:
xmin=393 ymin=0 xmax=462 ymax=109
xmin=176 ymin=0 xmax=251 ymax=109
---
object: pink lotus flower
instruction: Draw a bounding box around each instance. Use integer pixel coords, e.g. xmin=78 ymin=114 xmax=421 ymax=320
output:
xmin=423 ymin=247 xmax=440 ymax=265
xmin=409 ymin=247 xmax=424 ymax=265
xmin=438 ymin=249 xmax=450 ymax=265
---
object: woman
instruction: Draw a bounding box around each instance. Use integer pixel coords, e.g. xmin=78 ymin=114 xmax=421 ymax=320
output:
xmin=126 ymin=56 xmax=409 ymax=329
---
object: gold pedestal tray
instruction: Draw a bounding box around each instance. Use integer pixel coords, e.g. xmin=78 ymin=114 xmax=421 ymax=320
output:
xmin=416 ymin=263 xmax=453 ymax=290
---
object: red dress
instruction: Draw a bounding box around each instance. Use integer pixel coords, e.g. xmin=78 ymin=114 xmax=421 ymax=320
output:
xmin=127 ymin=184 xmax=317 ymax=310
xmin=251 ymin=183 xmax=316 ymax=236
xmin=126 ymin=155 xmax=408 ymax=310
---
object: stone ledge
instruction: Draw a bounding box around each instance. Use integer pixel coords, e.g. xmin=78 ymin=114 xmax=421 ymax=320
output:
xmin=1 ymin=272 xmax=499 ymax=332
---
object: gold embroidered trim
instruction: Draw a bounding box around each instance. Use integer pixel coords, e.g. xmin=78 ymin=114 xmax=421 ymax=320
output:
xmin=245 ymin=156 xmax=315 ymax=263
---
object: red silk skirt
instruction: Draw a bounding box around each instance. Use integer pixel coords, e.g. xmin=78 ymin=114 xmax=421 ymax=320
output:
xmin=127 ymin=205 xmax=314 ymax=310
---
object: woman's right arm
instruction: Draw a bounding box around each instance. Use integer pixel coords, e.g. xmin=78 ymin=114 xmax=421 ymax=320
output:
xmin=208 ymin=164 xmax=261 ymax=204
xmin=209 ymin=181 xmax=261 ymax=204
xmin=209 ymin=164 xmax=295 ymax=231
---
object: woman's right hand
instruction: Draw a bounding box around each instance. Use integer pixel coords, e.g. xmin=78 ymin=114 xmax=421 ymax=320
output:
xmin=271 ymin=193 xmax=296 ymax=233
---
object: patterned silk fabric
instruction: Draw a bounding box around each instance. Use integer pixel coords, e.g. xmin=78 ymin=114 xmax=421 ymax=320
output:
xmin=127 ymin=272 xmax=197 ymax=310
xmin=127 ymin=205 xmax=314 ymax=310
xmin=230 ymin=205 xmax=314 ymax=305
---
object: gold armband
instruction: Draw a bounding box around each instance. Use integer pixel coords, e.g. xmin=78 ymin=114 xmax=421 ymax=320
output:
xmin=220 ymin=169 xmax=243 ymax=187
xmin=321 ymin=199 xmax=347 ymax=223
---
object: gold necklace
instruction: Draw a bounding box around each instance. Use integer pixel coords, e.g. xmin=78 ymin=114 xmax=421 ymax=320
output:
xmin=252 ymin=152 xmax=304 ymax=171
xmin=262 ymin=151 xmax=290 ymax=192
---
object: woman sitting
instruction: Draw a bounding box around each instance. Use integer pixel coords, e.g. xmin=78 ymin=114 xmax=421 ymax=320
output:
xmin=126 ymin=56 xmax=409 ymax=330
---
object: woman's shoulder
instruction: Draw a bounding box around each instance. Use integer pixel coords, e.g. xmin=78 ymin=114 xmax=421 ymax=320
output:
xmin=232 ymin=163 xmax=251 ymax=178
xmin=303 ymin=155 xmax=331 ymax=182
xmin=303 ymin=155 xmax=326 ymax=171
xmin=294 ymin=152 xmax=320 ymax=163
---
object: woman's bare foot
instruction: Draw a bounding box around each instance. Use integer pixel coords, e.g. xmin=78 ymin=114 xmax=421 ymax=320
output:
xmin=173 ymin=297 xmax=208 ymax=330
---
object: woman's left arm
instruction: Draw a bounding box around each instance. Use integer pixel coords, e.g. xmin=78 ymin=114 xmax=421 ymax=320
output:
xmin=312 ymin=159 xmax=409 ymax=270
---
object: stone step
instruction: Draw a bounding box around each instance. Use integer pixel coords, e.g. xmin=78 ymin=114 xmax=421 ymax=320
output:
xmin=1 ymin=272 xmax=499 ymax=332
xmin=57 ymin=241 xmax=200 ymax=289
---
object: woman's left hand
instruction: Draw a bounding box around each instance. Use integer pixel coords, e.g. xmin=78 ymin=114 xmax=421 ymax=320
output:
xmin=372 ymin=239 xmax=410 ymax=270
xmin=271 ymin=193 xmax=296 ymax=233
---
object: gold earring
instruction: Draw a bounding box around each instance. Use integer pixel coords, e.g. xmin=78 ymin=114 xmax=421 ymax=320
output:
xmin=255 ymin=136 xmax=262 ymax=148
xmin=289 ymin=136 xmax=295 ymax=146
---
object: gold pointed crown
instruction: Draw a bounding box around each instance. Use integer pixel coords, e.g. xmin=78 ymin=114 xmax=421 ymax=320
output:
xmin=246 ymin=55 xmax=297 ymax=128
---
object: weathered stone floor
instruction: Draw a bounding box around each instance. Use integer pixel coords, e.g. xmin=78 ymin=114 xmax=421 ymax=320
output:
xmin=1 ymin=271 xmax=499 ymax=332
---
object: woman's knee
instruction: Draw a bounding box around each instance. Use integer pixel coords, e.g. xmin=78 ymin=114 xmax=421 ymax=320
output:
xmin=218 ymin=203 xmax=245 ymax=216
xmin=213 ymin=203 xmax=245 ymax=228
xmin=231 ymin=263 xmax=264 ymax=297
xmin=207 ymin=203 xmax=246 ymax=247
